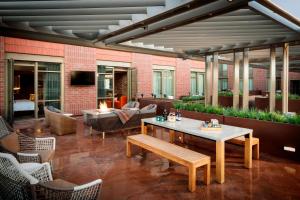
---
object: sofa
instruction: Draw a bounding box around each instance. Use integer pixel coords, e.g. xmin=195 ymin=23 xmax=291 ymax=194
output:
xmin=86 ymin=104 xmax=157 ymax=134
xmin=44 ymin=107 xmax=77 ymax=136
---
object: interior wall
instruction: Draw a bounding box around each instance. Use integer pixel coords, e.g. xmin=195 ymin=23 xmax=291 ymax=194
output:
xmin=114 ymin=71 xmax=128 ymax=97
xmin=14 ymin=70 xmax=34 ymax=100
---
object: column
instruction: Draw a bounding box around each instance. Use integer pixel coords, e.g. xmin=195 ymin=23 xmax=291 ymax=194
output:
xmin=205 ymin=55 xmax=212 ymax=106
xmin=269 ymin=47 xmax=276 ymax=112
xmin=242 ymin=48 xmax=249 ymax=110
xmin=212 ymin=52 xmax=219 ymax=106
xmin=282 ymin=43 xmax=289 ymax=113
xmin=233 ymin=52 xmax=240 ymax=109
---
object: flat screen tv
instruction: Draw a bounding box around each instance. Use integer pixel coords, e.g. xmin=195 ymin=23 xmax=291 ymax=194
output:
xmin=71 ymin=71 xmax=95 ymax=86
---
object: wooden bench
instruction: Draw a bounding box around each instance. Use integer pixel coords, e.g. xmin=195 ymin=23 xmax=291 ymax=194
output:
xmin=126 ymin=134 xmax=210 ymax=192
xmin=228 ymin=136 xmax=260 ymax=159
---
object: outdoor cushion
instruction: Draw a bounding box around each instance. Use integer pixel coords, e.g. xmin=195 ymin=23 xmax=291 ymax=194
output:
xmin=140 ymin=104 xmax=157 ymax=114
xmin=20 ymin=162 xmax=43 ymax=174
xmin=0 ymin=132 xmax=20 ymax=153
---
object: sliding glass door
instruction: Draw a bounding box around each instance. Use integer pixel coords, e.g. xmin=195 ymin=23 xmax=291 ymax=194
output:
xmin=97 ymin=65 xmax=114 ymax=107
xmin=153 ymin=70 xmax=174 ymax=98
xmin=37 ymin=62 xmax=61 ymax=117
xmin=6 ymin=60 xmax=61 ymax=120
xmin=191 ymin=72 xmax=204 ymax=96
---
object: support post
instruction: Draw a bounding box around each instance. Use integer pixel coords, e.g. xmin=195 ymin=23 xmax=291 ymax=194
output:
xmin=269 ymin=47 xmax=276 ymax=112
xmin=205 ymin=55 xmax=212 ymax=106
xmin=242 ymin=48 xmax=249 ymax=110
xmin=233 ymin=52 xmax=240 ymax=109
xmin=212 ymin=52 xmax=219 ymax=106
xmin=282 ymin=43 xmax=289 ymax=113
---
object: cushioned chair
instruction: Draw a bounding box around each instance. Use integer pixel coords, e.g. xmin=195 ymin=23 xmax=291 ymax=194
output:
xmin=44 ymin=107 xmax=77 ymax=136
xmin=0 ymin=152 xmax=53 ymax=200
xmin=115 ymin=96 xmax=127 ymax=109
xmin=0 ymin=116 xmax=56 ymax=164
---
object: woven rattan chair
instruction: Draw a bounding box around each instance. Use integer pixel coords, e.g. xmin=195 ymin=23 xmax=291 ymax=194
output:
xmin=0 ymin=116 xmax=13 ymax=139
xmin=35 ymin=179 xmax=102 ymax=200
xmin=0 ymin=152 xmax=53 ymax=200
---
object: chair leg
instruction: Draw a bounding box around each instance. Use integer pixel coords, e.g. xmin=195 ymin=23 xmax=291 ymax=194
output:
xmin=102 ymin=132 xmax=105 ymax=139
xmin=89 ymin=126 xmax=93 ymax=135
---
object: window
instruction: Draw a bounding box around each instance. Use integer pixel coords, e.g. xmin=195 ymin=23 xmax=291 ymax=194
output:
xmin=239 ymin=66 xmax=254 ymax=91
xmin=190 ymin=72 xmax=204 ymax=96
xmin=219 ymin=64 xmax=228 ymax=91
xmin=153 ymin=69 xmax=174 ymax=98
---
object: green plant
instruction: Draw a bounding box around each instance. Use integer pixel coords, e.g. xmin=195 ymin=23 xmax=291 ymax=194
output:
xmin=218 ymin=91 xmax=233 ymax=97
xmin=276 ymin=93 xmax=300 ymax=100
xmin=172 ymin=102 xmax=300 ymax=125
xmin=181 ymin=95 xmax=204 ymax=102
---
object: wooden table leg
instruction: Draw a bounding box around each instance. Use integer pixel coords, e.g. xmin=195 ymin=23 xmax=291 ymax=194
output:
xmin=204 ymin=162 xmax=211 ymax=185
xmin=169 ymin=130 xmax=175 ymax=143
xmin=126 ymin=140 xmax=132 ymax=157
xmin=179 ymin=132 xmax=184 ymax=143
xmin=141 ymin=121 xmax=147 ymax=134
xmin=244 ymin=133 xmax=253 ymax=168
xmin=188 ymin=166 xmax=196 ymax=192
xmin=216 ymin=141 xmax=225 ymax=184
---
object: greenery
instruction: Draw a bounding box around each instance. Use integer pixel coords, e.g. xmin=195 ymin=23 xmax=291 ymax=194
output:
xmin=218 ymin=91 xmax=233 ymax=97
xmin=276 ymin=93 xmax=300 ymax=100
xmin=181 ymin=95 xmax=204 ymax=102
xmin=173 ymin=102 xmax=300 ymax=125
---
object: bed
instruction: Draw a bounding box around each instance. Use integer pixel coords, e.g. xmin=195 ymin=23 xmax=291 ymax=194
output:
xmin=13 ymin=99 xmax=35 ymax=112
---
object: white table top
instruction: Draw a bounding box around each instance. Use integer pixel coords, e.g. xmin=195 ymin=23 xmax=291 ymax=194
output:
xmin=142 ymin=117 xmax=253 ymax=142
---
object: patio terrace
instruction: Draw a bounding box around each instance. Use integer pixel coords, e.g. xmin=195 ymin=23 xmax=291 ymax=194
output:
xmin=13 ymin=118 xmax=300 ymax=200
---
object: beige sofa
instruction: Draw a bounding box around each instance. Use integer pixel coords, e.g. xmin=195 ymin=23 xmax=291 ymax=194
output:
xmin=44 ymin=107 xmax=77 ymax=136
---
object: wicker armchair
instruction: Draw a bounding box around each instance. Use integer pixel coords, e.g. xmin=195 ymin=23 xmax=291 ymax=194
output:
xmin=35 ymin=179 xmax=102 ymax=200
xmin=0 ymin=152 xmax=53 ymax=200
xmin=121 ymin=101 xmax=140 ymax=110
xmin=0 ymin=116 xmax=13 ymax=139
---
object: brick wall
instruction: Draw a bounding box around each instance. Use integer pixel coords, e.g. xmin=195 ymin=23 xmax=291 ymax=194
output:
xmin=64 ymin=45 xmax=97 ymax=115
xmin=132 ymin=53 xmax=152 ymax=98
xmin=0 ymin=37 xmax=5 ymax=115
xmin=253 ymin=68 xmax=267 ymax=91
xmin=5 ymin=37 xmax=64 ymax=57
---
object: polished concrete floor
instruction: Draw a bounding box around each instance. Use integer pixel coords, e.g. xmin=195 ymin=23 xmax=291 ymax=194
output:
xmin=14 ymin=118 xmax=300 ymax=200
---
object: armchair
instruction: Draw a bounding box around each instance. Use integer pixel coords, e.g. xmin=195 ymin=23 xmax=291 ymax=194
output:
xmin=115 ymin=96 xmax=127 ymax=109
xmin=0 ymin=152 xmax=53 ymax=200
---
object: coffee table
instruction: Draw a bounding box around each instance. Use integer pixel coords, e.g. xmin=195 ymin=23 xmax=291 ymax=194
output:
xmin=141 ymin=117 xmax=253 ymax=184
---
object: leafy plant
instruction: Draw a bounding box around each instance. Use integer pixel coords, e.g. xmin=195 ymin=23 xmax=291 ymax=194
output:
xmin=173 ymin=102 xmax=300 ymax=125
xmin=181 ymin=95 xmax=204 ymax=102
xmin=218 ymin=91 xmax=233 ymax=97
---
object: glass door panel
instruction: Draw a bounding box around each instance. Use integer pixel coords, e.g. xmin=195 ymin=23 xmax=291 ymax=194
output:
xmin=163 ymin=70 xmax=174 ymax=98
xmin=153 ymin=71 xmax=162 ymax=98
xmin=197 ymin=73 xmax=204 ymax=96
xmin=37 ymin=62 xmax=61 ymax=117
xmin=97 ymin=65 xmax=114 ymax=108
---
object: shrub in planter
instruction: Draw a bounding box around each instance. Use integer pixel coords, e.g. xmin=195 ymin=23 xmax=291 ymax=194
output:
xmin=181 ymin=95 xmax=204 ymax=102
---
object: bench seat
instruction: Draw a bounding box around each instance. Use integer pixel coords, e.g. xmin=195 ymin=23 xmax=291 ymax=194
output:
xmin=127 ymin=134 xmax=210 ymax=192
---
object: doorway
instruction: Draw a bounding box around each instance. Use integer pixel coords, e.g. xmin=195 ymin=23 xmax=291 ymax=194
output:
xmin=6 ymin=60 xmax=62 ymax=122
xmin=97 ymin=65 xmax=137 ymax=108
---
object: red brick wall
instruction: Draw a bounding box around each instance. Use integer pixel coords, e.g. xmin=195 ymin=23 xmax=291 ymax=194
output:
xmin=64 ymin=45 xmax=97 ymax=115
xmin=132 ymin=53 xmax=152 ymax=98
xmin=253 ymin=68 xmax=267 ymax=91
xmin=96 ymin=48 xmax=131 ymax=63
xmin=0 ymin=37 xmax=5 ymax=115
xmin=4 ymin=37 xmax=64 ymax=57
xmin=228 ymin=65 xmax=234 ymax=90
xmin=290 ymin=72 xmax=300 ymax=80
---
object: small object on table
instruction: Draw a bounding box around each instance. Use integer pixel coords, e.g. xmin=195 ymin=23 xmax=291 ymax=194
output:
xmin=156 ymin=116 xmax=165 ymax=122
xmin=163 ymin=109 xmax=168 ymax=120
xmin=167 ymin=112 xmax=176 ymax=122
xmin=200 ymin=119 xmax=222 ymax=131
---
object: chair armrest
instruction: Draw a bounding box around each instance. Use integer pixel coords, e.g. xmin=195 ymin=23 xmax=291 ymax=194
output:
xmin=17 ymin=152 xmax=41 ymax=163
xmin=73 ymin=179 xmax=102 ymax=199
xmin=35 ymin=137 xmax=56 ymax=150
xmin=30 ymin=162 xmax=53 ymax=182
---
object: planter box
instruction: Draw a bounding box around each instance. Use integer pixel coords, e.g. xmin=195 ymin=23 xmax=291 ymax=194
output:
xmin=218 ymin=96 xmax=242 ymax=108
xmin=255 ymin=97 xmax=300 ymax=114
xmin=170 ymin=108 xmax=224 ymax=124
xmin=224 ymin=116 xmax=300 ymax=161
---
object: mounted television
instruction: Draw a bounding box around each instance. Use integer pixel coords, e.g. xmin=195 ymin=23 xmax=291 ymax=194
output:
xmin=71 ymin=71 xmax=95 ymax=86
